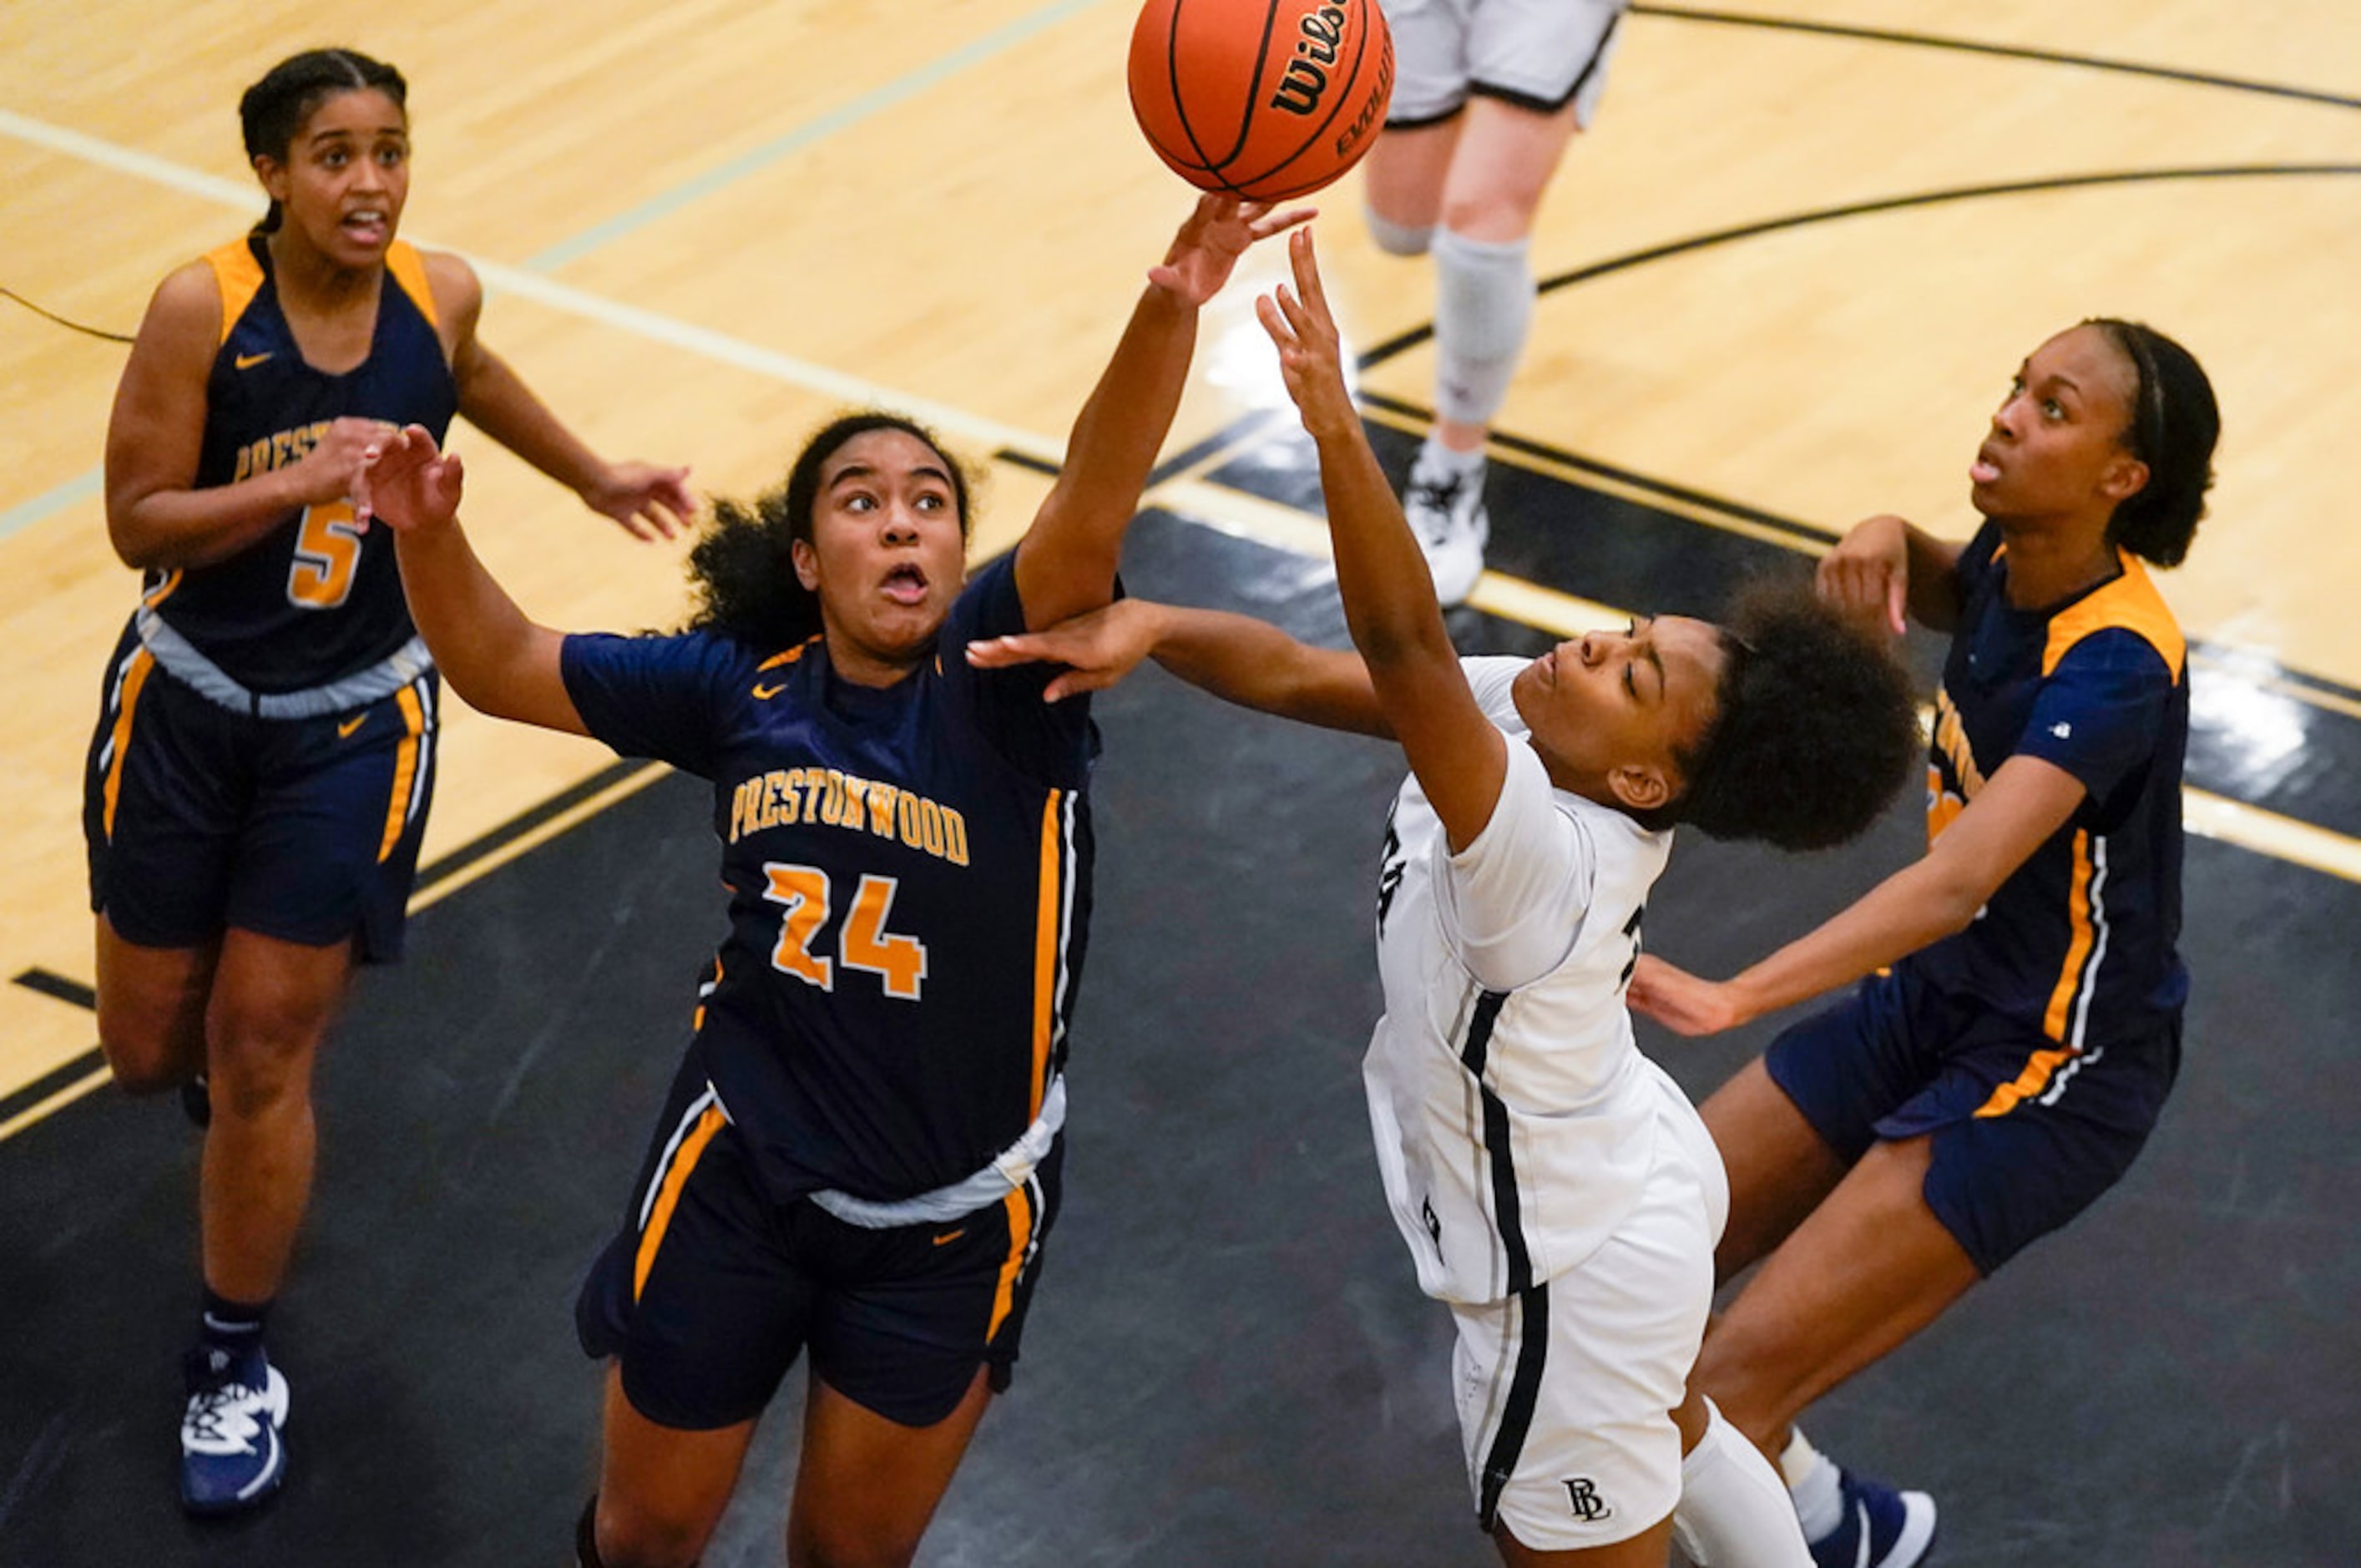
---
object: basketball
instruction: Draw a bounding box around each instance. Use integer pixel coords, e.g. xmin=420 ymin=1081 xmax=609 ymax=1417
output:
xmin=1128 ymin=0 xmax=1394 ymax=202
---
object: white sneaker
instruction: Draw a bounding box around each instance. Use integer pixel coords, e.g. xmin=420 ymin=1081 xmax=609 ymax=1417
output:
xmin=1402 ymin=456 xmax=1489 ymax=607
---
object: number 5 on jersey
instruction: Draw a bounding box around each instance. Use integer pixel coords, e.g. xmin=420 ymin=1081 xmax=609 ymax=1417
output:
xmin=762 ymin=863 xmax=928 ymax=1000
xmin=287 ymin=500 xmax=365 ymax=608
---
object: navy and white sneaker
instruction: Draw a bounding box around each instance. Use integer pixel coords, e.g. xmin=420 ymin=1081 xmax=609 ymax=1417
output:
xmin=1808 ymin=1468 xmax=1937 ymax=1568
xmin=180 ymin=1345 xmax=288 ymax=1515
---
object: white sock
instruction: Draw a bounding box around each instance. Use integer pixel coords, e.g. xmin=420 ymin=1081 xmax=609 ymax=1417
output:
xmin=1431 ymin=228 xmax=1533 ymax=428
xmin=1413 ymin=436 xmax=1484 ymax=479
xmin=1671 ymin=1400 xmax=1815 ymax=1567
xmin=1782 ymin=1426 xmax=1845 ymax=1543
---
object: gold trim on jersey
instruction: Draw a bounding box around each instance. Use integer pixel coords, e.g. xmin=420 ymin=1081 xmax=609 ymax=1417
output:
xmin=203 ymin=238 xmax=266 ymax=346
xmin=2043 ymin=550 xmax=2187 ymax=680
xmin=1029 ymin=789 xmax=1064 ymax=1123
xmin=383 ymin=240 xmax=439 ymax=331
xmin=2041 ymin=827 xmax=2105 ymax=1044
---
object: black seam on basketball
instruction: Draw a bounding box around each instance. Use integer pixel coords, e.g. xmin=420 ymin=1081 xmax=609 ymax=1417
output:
xmin=1226 ymin=2 xmax=1385 ymax=194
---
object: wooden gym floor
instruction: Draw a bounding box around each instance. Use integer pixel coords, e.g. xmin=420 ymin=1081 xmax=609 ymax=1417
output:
xmin=2 ymin=3 xmax=2356 ymax=1562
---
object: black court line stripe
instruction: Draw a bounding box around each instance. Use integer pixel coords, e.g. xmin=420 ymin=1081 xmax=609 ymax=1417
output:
xmin=409 ymin=756 xmax=651 ymax=892
xmin=1356 ymin=389 xmax=1839 ymax=546
xmin=2 ymin=756 xmax=658 ymax=1130
xmin=11 ymin=969 xmax=93 ymax=1011
xmin=992 ymin=447 xmax=1060 ymax=479
xmin=1630 ymin=5 xmax=2361 ymax=114
xmin=3 ymin=975 xmax=100 ymax=1125
xmin=1358 ymin=163 xmax=2361 ymax=364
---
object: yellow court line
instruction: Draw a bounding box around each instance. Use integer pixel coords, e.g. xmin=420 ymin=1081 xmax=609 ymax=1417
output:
xmin=0 ymin=1066 xmax=116 ymax=1146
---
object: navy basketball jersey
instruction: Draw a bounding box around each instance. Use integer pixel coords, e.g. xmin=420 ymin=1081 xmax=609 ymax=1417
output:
xmin=560 ymin=554 xmax=1098 ymax=1203
xmin=1914 ymin=521 xmax=2190 ymax=1050
xmin=141 ymin=234 xmax=459 ymax=694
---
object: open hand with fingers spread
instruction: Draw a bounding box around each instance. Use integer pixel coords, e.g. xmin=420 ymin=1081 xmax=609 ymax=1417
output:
xmin=967 ymin=600 xmax=1169 ymax=702
xmin=1254 ymin=228 xmax=1357 ymax=443
xmin=582 ymin=461 xmax=695 ymax=543
xmin=1149 ymin=194 xmax=1318 ymax=306
xmin=353 ymin=424 xmax=465 ymax=535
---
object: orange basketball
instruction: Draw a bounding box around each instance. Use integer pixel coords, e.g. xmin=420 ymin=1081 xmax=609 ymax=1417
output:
xmin=1128 ymin=0 xmax=1394 ymax=201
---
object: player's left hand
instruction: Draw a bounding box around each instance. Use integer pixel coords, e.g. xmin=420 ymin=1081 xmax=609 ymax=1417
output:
xmin=584 ymin=461 xmax=695 ymax=542
xmin=354 ymin=424 xmax=466 ymax=535
xmin=1150 ymin=194 xmax=1317 ymax=306
xmin=1625 ymin=953 xmax=1747 ymax=1037
xmin=1256 ymin=228 xmax=1356 ymax=442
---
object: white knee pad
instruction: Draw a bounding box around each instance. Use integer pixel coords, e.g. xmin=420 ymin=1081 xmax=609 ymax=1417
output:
xmin=1432 ymin=227 xmax=1533 ymax=427
xmin=1363 ymin=201 xmax=1435 ymax=256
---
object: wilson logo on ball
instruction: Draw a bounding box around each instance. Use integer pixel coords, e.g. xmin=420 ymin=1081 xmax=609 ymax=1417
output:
xmin=1129 ymin=0 xmax=1395 ymax=201
xmin=1268 ymin=6 xmax=1347 ymax=116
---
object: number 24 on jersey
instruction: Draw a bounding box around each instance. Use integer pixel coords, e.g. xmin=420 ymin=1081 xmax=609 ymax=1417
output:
xmin=761 ymin=862 xmax=928 ymax=1000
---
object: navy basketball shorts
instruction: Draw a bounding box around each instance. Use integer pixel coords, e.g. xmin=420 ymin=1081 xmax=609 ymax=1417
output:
xmin=577 ymin=1063 xmax=1063 ymax=1432
xmin=83 ymin=625 xmax=438 ymax=962
xmin=1765 ymin=962 xmax=2180 ymax=1275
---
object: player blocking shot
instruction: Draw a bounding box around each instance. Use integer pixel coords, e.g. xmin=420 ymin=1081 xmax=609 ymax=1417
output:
xmin=357 ymin=195 xmax=1307 ymax=1568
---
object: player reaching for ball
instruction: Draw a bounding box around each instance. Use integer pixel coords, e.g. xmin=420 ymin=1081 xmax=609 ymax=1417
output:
xmin=357 ymin=194 xmax=1307 ymax=1568
xmin=972 ymin=226 xmax=1923 ymax=1566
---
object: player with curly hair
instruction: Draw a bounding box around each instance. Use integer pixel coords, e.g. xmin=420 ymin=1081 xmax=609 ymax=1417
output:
xmin=972 ymin=228 xmax=1923 ymax=1566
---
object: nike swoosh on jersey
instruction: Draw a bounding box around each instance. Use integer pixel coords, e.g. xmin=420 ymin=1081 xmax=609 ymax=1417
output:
xmin=234 ymin=352 xmax=273 ymax=370
xmin=932 ymin=1228 xmax=966 ymax=1247
xmin=336 ymin=714 xmax=367 ymax=738
xmin=751 ymin=683 xmax=785 ymax=700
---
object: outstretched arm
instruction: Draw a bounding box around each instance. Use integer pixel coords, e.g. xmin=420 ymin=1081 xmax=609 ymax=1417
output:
xmin=968 ymin=599 xmax=1389 ymax=736
xmin=356 ymin=426 xmax=588 ymax=735
xmin=430 ymin=251 xmax=695 ymax=543
xmin=1014 ymin=195 xmax=1312 ymax=631
xmin=1630 ymin=753 xmax=2086 ymax=1034
xmin=1260 ymin=227 xmax=1504 ymax=849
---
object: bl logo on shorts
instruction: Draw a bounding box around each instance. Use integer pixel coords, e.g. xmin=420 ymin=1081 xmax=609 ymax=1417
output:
xmin=1561 ymin=1477 xmax=1612 ymax=1522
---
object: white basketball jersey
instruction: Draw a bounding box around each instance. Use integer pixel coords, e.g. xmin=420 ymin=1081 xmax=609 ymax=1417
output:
xmin=1363 ymin=656 xmax=1673 ymax=1304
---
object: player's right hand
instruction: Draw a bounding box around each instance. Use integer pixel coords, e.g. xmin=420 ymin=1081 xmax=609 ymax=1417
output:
xmin=966 ymin=599 xmax=1165 ymax=702
xmin=1818 ymin=513 xmax=1913 ymax=638
xmin=353 ymin=424 xmax=466 ymax=534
